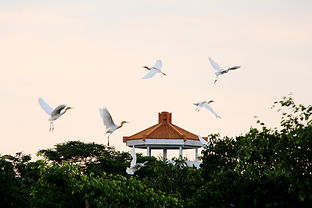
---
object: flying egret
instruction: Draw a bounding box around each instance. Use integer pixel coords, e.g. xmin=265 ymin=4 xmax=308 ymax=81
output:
xmin=99 ymin=107 xmax=128 ymax=146
xmin=38 ymin=98 xmax=73 ymax=132
xmin=208 ymin=57 xmax=240 ymax=83
xmin=194 ymin=100 xmax=221 ymax=118
xmin=198 ymin=135 xmax=209 ymax=146
xmin=142 ymin=59 xmax=166 ymax=79
xmin=126 ymin=146 xmax=148 ymax=175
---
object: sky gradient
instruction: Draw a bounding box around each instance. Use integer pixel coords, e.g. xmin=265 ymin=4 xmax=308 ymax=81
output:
xmin=1 ymin=0 xmax=311 ymax=158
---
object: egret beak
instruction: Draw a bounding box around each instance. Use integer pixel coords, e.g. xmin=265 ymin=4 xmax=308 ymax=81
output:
xmin=121 ymin=121 xmax=129 ymax=124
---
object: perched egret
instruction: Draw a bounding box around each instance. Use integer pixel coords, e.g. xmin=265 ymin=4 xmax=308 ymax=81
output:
xmin=126 ymin=146 xmax=148 ymax=175
xmin=198 ymin=135 xmax=209 ymax=146
xmin=142 ymin=59 xmax=166 ymax=79
xmin=208 ymin=57 xmax=240 ymax=83
xmin=99 ymin=107 xmax=128 ymax=146
xmin=194 ymin=100 xmax=221 ymax=118
xmin=38 ymin=98 xmax=73 ymax=132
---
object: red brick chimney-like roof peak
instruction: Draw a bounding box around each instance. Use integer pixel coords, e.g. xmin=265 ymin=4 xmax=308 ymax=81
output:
xmin=158 ymin=111 xmax=172 ymax=124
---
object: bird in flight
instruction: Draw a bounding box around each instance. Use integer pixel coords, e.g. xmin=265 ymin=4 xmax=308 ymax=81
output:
xmin=99 ymin=107 xmax=128 ymax=146
xmin=198 ymin=135 xmax=209 ymax=146
xmin=126 ymin=146 xmax=148 ymax=175
xmin=38 ymin=98 xmax=73 ymax=132
xmin=142 ymin=59 xmax=166 ymax=79
xmin=194 ymin=100 xmax=221 ymax=118
xmin=208 ymin=57 xmax=240 ymax=83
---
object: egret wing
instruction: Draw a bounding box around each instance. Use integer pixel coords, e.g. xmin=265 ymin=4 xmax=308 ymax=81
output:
xmin=208 ymin=57 xmax=223 ymax=72
xmin=153 ymin=59 xmax=162 ymax=69
xmin=129 ymin=146 xmax=137 ymax=167
xmin=203 ymin=103 xmax=221 ymax=118
xmin=51 ymin=105 xmax=67 ymax=116
xmin=99 ymin=108 xmax=116 ymax=129
xmin=198 ymin=135 xmax=208 ymax=146
xmin=142 ymin=69 xmax=158 ymax=79
xmin=38 ymin=98 xmax=53 ymax=115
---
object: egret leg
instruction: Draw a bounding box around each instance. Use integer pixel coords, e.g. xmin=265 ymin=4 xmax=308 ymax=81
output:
xmin=49 ymin=122 xmax=54 ymax=132
xmin=107 ymin=134 xmax=110 ymax=146
xmin=214 ymin=76 xmax=218 ymax=83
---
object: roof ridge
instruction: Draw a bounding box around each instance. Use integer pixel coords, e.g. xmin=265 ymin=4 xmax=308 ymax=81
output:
xmin=144 ymin=123 xmax=162 ymax=138
xmin=171 ymin=123 xmax=197 ymax=137
xmin=168 ymin=123 xmax=185 ymax=138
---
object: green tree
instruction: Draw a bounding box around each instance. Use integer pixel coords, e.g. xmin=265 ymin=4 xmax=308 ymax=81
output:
xmin=195 ymin=95 xmax=312 ymax=207
xmin=75 ymin=174 xmax=182 ymax=208
xmin=138 ymin=158 xmax=203 ymax=202
xmin=28 ymin=162 xmax=182 ymax=208
xmin=29 ymin=162 xmax=82 ymax=208
xmin=0 ymin=153 xmax=45 ymax=208
xmin=0 ymin=157 xmax=24 ymax=207
xmin=37 ymin=141 xmax=130 ymax=175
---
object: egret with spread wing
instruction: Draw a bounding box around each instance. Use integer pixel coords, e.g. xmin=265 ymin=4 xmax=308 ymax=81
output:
xmin=99 ymin=107 xmax=128 ymax=146
xmin=126 ymin=146 xmax=148 ymax=175
xmin=208 ymin=57 xmax=240 ymax=83
xmin=194 ymin=100 xmax=221 ymax=118
xmin=142 ymin=59 xmax=166 ymax=79
xmin=38 ymin=98 xmax=73 ymax=132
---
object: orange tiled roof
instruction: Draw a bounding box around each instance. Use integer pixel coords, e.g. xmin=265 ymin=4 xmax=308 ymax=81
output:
xmin=123 ymin=112 xmax=208 ymax=142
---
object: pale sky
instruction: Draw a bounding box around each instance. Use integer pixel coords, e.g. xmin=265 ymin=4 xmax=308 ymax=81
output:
xmin=1 ymin=0 xmax=311 ymax=158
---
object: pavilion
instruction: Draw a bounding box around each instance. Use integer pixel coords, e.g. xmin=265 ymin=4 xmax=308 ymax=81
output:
xmin=123 ymin=111 xmax=208 ymax=161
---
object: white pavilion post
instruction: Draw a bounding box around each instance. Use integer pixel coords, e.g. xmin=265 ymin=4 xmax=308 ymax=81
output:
xmin=194 ymin=148 xmax=198 ymax=161
xmin=147 ymin=146 xmax=151 ymax=157
xmin=179 ymin=146 xmax=183 ymax=158
xmin=163 ymin=148 xmax=167 ymax=161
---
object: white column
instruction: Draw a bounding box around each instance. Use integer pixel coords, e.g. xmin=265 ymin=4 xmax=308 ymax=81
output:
xmin=163 ymin=149 xmax=167 ymax=161
xmin=194 ymin=148 xmax=198 ymax=161
xmin=147 ymin=146 xmax=151 ymax=157
xmin=179 ymin=146 xmax=183 ymax=158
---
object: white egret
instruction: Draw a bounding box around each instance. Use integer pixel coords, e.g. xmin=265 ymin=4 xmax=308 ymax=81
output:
xmin=99 ymin=107 xmax=128 ymax=146
xmin=194 ymin=100 xmax=221 ymax=118
xmin=126 ymin=146 xmax=148 ymax=175
xmin=38 ymin=98 xmax=73 ymax=132
xmin=198 ymin=135 xmax=209 ymax=146
xmin=142 ymin=59 xmax=166 ymax=79
xmin=208 ymin=57 xmax=240 ymax=83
